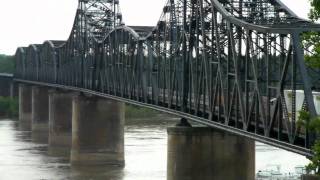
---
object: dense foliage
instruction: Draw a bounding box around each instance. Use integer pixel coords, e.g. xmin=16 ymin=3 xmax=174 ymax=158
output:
xmin=310 ymin=0 xmax=320 ymax=21
xmin=302 ymin=0 xmax=320 ymax=69
xmin=298 ymin=110 xmax=320 ymax=174
xmin=296 ymin=0 xmax=320 ymax=175
xmin=0 ymin=54 xmax=14 ymax=73
xmin=0 ymin=97 xmax=18 ymax=118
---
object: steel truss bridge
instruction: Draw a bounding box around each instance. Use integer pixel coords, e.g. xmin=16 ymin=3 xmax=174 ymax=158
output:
xmin=14 ymin=0 xmax=320 ymax=156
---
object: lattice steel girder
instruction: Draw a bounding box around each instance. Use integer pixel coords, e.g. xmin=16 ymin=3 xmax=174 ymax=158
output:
xmin=15 ymin=0 xmax=320 ymax=156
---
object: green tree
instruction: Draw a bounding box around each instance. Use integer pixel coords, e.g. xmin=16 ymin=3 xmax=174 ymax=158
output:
xmin=0 ymin=54 xmax=15 ymax=73
xmin=310 ymin=0 xmax=320 ymax=21
xmin=0 ymin=97 xmax=18 ymax=117
xmin=302 ymin=0 xmax=320 ymax=68
xmin=298 ymin=110 xmax=320 ymax=174
xmin=297 ymin=1 xmax=320 ymax=175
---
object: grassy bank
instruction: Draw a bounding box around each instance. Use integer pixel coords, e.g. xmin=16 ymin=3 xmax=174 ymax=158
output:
xmin=125 ymin=105 xmax=160 ymax=119
xmin=0 ymin=97 xmax=18 ymax=118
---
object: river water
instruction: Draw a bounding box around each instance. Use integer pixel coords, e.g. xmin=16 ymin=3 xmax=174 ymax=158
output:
xmin=0 ymin=118 xmax=310 ymax=180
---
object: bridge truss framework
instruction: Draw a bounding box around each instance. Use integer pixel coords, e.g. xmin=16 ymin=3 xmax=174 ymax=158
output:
xmin=15 ymin=0 xmax=320 ymax=156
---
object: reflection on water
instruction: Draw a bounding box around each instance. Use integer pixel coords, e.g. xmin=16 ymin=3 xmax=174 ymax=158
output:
xmin=0 ymin=119 xmax=311 ymax=180
xmin=0 ymin=119 xmax=175 ymax=180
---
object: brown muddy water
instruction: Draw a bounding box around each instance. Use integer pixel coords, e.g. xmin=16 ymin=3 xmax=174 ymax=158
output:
xmin=0 ymin=118 xmax=309 ymax=180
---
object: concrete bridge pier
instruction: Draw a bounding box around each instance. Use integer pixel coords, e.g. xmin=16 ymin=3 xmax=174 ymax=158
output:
xmin=19 ymin=84 xmax=32 ymax=130
xmin=167 ymin=127 xmax=255 ymax=180
xmin=10 ymin=82 xmax=18 ymax=98
xmin=71 ymin=94 xmax=125 ymax=166
xmin=48 ymin=90 xmax=73 ymax=156
xmin=31 ymin=86 xmax=49 ymax=143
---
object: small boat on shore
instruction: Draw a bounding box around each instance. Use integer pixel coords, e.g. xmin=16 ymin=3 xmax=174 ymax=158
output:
xmin=256 ymin=165 xmax=306 ymax=180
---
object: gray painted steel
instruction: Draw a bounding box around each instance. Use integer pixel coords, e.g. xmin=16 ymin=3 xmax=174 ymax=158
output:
xmin=13 ymin=0 xmax=320 ymax=156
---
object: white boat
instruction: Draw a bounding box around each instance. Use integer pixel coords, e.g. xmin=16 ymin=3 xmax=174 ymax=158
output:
xmin=256 ymin=165 xmax=305 ymax=180
xmin=256 ymin=164 xmax=283 ymax=179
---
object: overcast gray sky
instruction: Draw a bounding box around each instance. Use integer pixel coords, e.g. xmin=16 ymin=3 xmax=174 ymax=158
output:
xmin=0 ymin=0 xmax=312 ymax=55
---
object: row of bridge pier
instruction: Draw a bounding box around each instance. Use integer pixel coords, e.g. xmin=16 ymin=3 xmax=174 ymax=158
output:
xmin=18 ymin=83 xmax=255 ymax=180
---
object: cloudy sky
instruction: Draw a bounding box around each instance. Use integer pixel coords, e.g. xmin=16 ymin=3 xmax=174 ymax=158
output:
xmin=0 ymin=0 xmax=312 ymax=55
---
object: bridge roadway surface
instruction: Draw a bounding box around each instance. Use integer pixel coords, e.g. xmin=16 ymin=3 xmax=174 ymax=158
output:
xmin=12 ymin=0 xmax=320 ymax=156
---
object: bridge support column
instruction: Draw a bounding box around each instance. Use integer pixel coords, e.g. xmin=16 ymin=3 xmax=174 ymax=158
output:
xmin=48 ymin=90 xmax=73 ymax=156
xmin=31 ymin=86 xmax=49 ymax=143
xmin=19 ymin=84 xmax=32 ymax=130
xmin=167 ymin=127 xmax=255 ymax=180
xmin=10 ymin=82 xmax=18 ymax=98
xmin=71 ymin=95 xmax=125 ymax=166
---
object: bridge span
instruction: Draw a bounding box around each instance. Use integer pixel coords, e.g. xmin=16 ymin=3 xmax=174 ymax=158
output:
xmin=10 ymin=0 xmax=320 ymax=179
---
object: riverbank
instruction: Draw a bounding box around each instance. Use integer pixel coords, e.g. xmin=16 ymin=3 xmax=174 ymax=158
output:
xmin=125 ymin=105 xmax=177 ymax=120
xmin=0 ymin=101 xmax=172 ymax=121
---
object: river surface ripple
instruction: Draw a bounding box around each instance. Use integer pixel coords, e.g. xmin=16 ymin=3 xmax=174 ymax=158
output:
xmin=0 ymin=119 xmax=309 ymax=180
